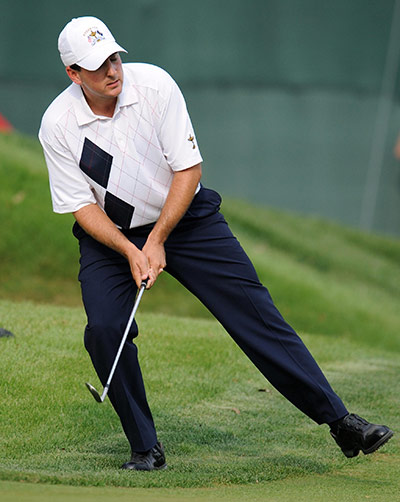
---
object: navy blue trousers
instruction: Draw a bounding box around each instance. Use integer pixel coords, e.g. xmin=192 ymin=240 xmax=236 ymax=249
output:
xmin=75 ymin=187 xmax=348 ymax=452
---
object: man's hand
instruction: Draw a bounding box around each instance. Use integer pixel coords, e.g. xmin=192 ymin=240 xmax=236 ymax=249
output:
xmin=142 ymin=238 xmax=167 ymax=288
xmin=126 ymin=246 xmax=157 ymax=289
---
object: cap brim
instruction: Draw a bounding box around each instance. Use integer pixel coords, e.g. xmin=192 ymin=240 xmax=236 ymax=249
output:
xmin=77 ymin=41 xmax=127 ymax=71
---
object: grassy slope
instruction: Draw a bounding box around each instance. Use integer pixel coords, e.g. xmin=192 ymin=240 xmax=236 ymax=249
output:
xmin=2 ymin=132 xmax=400 ymax=349
xmin=221 ymin=201 xmax=400 ymax=352
xmin=0 ymin=134 xmax=80 ymax=305
xmin=1 ymin=133 xmax=400 ymax=499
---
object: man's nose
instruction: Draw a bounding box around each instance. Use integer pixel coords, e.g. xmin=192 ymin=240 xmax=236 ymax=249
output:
xmin=106 ymin=59 xmax=118 ymax=76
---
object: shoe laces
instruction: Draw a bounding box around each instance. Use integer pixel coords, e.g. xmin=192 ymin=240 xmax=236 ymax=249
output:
xmin=130 ymin=443 xmax=163 ymax=464
xmin=343 ymin=414 xmax=369 ymax=432
xmin=130 ymin=450 xmax=149 ymax=463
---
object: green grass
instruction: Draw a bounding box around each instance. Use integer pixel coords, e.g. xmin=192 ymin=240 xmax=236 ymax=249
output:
xmin=1 ymin=131 xmax=400 ymax=499
xmin=1 ymin=460 xmax=400 ymax=502
xmin=2 ymin=131 xmax=400 ymax=334
xmin=0 ymin=133 xmax=80 ymax=306
xmin=0 ymin=300 xmax=399 ymax=499
xmin=221 ymin=201 xmax=400 ymax=352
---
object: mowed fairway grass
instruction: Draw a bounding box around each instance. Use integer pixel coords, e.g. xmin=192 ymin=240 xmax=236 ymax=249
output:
xmin=0 ymin=303 xmax=399 ymax=501
xmin=1 ymin=133 xmax=400 ymax=500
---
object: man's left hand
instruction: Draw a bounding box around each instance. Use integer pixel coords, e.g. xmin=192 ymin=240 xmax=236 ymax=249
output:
xmin=142 ymin=239 xmax=167 ymax=288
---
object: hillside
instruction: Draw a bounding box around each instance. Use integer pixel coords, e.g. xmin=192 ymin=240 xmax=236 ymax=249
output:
xmin=0 ymin=132 xmax=399 ymax=499
xmin=1 ymin=132 xmax=400 ymax=352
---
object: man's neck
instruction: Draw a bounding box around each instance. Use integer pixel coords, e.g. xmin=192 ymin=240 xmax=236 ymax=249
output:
xmin=82 ymin=89 xmax=117 ymax=118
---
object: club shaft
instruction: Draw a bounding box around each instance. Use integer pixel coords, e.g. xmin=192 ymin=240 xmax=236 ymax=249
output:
xmin=100 ymin=282 xmax=146 ymax=402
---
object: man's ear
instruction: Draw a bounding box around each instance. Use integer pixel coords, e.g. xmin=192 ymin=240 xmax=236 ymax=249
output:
xmin=66 ymin=66 xmax=82 ymax=85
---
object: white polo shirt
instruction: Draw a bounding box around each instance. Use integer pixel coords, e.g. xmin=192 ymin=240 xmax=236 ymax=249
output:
xmin=39 ymin=63 xmax=203 ymax=229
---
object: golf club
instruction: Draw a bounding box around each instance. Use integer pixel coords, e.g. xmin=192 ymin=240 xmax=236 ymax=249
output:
xmin=85 ymin=279 xmax=148 ymax=403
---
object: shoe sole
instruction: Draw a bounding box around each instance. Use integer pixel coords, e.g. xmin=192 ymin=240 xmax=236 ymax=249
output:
xmin=121 ymin=462 xmax=168 ymax=471
xmin=362 ymin=429 xmax=394 ymax=455
xmin=338 ymin=429 xmax=394 ymax=458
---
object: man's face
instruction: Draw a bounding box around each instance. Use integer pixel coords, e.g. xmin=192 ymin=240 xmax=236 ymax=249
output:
xmin=67 ymin=53 xmax=124 ymax=103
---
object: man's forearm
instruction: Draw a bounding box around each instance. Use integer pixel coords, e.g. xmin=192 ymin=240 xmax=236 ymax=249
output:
xmin=141 ymin=163 xmax=202 ymax=282
xmin=73 ymin=203 xmax=134 ymax=257
xmin=73 ymin=204 xmax=151 ymax=287
xmin=147 ymin=163 xmax=202 ymax=246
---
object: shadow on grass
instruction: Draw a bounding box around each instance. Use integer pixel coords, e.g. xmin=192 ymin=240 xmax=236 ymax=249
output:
xmin=0 ymin=407 xmax=333 ymax=489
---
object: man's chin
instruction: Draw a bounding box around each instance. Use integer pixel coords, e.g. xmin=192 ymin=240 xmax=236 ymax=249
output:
xmin=107 ymin=81 xmax=122 ymax=93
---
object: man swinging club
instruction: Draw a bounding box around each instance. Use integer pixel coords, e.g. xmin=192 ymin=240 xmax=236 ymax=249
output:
xmin=39 ymin=16 xmax=393 ymax=470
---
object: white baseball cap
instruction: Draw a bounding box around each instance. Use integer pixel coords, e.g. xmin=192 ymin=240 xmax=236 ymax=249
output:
xmin=58 ymin=16 xmax=127 ymax=71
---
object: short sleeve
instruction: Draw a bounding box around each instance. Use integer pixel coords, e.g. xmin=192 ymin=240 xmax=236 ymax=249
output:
xmin=39 ymin=126 xmax=96 ymax=214
xmin=157 ymin=75 xmax=203 ymax=171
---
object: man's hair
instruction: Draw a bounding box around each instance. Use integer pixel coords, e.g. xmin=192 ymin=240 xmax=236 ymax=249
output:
xmin=70 ymin=63 xmax=81 ymax=71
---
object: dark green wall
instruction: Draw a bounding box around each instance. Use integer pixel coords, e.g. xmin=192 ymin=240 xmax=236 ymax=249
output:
xmin=1 ymin=0 xmax=400 ymax=236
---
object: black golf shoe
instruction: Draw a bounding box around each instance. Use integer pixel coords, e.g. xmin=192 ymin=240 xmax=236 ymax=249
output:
xmin=330 ymin=413 xmax=394 ymax=458
xmin=121 ymin=441 xmax=167 ymax=471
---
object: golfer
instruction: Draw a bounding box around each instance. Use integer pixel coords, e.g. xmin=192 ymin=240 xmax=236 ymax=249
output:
xmin=39 ymin=16 xmax=393 ymax=470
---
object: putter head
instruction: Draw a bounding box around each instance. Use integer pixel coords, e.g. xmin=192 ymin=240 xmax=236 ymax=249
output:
xmin=85 ymin=382 xmax=103 ymax=403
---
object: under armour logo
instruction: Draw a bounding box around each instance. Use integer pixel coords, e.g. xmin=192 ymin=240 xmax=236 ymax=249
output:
xmin=188 ymin=134 xmax=196 ymax=149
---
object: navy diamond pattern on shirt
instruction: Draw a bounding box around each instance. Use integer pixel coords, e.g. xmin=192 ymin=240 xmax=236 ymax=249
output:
xmin=80 ymin=137 xmax=112 ymax=188
xmin=104 ymin=191 xmax=135 ymax=229
xmin=79 ymin=137 xmax=136 ymax=229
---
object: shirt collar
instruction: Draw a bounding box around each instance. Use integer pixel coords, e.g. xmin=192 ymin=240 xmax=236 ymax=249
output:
xmin=71 ymin=70 xmax=139 ymax=127
xmin=114 ymin=76 xmax=139 ymax=113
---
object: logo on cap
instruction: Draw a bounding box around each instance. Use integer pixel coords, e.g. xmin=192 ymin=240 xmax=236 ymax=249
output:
xmin=86 ymin=29 xmax=105 ymax=46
